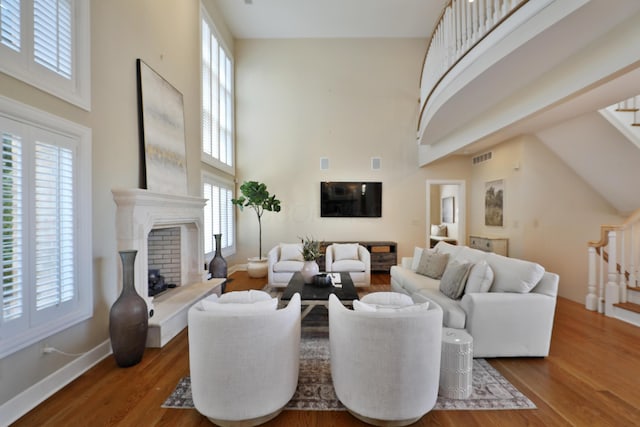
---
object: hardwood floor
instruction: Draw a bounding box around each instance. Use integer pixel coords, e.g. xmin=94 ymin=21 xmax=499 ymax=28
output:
xmin=13 ymin=272 xmax=640 ymax=426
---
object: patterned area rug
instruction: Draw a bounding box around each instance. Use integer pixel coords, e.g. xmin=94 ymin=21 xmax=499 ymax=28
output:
xmin=163 ymin=308 xmax=535 ymax=411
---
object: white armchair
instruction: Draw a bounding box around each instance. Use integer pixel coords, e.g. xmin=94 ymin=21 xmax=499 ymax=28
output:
xmin=268 ymin=243 xmax=305 ymax=288
xmin=188 ymin=292 xmax=301 ymax=426
xmin=328 ymin=294 xmax=443 ymax=426
xmin=325 ymin=243 xmax=371 ymax=286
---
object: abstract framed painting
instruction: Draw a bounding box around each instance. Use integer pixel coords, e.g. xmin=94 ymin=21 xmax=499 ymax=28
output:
xmin=137 ymin=59 xmax=188 ymax=195
xmin=484 ymin=179 xmax=504 ymax=227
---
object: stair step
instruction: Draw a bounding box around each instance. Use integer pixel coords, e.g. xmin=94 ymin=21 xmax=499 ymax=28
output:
xmin=628 ymin=286 xmax=640 ymax=305
xmin=613 ymin=302 xmax=640 ymax=314
xmin=615 ymin=108 xmax=639 ymax=112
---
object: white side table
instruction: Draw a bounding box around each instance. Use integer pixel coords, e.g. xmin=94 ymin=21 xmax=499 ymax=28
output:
xmin=439 ymin=327 xmax=473 ymax=399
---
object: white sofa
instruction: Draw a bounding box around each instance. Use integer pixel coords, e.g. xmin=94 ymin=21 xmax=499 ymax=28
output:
xmin=325 ymin=243 xmax=371 ymax=287
xmin=390 ymin=241 xmax=559 ymax=358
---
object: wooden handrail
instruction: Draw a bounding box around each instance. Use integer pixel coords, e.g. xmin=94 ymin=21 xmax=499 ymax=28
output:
xmin=587 ymin=206 xmax=640 ymax=248
xmin=587 ymin=225 xmax=622 ymax=248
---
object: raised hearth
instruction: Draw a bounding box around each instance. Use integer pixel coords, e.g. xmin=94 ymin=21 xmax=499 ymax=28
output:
xmin=112 ymin=189 xmax=221 ymax=347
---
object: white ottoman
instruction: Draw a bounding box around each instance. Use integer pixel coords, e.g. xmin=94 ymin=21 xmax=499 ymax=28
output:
xmin=439 ymin=327 xmax=473 ymax=399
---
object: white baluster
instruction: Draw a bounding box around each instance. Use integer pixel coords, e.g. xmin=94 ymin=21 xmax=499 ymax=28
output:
xmin=471 ymin=0 xmax=478 ymax=43
xmin=493 ymin=0 xmax=500 ymax=23
xmin=456 ymin=0 xmax=462 ymax=57
xmin=586 ymin=246 xmax=598 ymax=311
xmin=448 ymin=8 xmax=454 ymax=67
xmin=605 ymin=230 xmax=620 ymax=316
xmin=478 ymin=0 xmax=486 ymax=36
xmin=460 ymin=0 xmax=467 ymax=51
xmin=599 ymin=247 xmax=604 ymax=313
xmin=631 ymin=223 xmax=638 ymax=288
xmin=620 ymin=230 xmax=627 ymax=303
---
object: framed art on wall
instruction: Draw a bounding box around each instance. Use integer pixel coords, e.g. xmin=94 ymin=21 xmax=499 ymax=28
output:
xmin=441 ymin=196 xmax=454 ymax=223
xmin=137 ymin=59 xmax=188 ymax=195
xmin=485 ymin=179 xmax=504 ymax=227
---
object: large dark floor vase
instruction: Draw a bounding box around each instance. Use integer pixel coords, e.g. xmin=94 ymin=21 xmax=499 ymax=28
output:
xmin=109 ymin=250 xmax=148 ymax=368
xmin=209 ymin=233 xmax=227 ymax=279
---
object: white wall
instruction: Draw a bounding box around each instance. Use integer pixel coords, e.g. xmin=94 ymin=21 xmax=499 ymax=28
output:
xmin=469 ymin=135 xmax=623 ymax=303
xmin=233 ymin=38 xmax=471 ymax=261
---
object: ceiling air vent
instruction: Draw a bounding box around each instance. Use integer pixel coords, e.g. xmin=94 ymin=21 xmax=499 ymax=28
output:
xmin=472 ymin=152 xmax=492 ymax=165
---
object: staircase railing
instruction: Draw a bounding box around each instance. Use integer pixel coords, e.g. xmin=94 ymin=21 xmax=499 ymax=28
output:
xmin=587 ymin=208 xmax=640 ymax=314
xmin=598 ymin=95 xmax=640 ymax=150
xmin=418 ymin=0 xmax=527 ymax=132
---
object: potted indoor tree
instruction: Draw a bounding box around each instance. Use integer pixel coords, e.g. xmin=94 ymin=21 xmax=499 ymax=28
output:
xmin=231 ymin=181 xmax=281 ymax=278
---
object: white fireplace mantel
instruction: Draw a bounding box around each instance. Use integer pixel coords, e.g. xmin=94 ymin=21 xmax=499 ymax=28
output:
xmin=112 ymin=189 xmax=209 ymax=315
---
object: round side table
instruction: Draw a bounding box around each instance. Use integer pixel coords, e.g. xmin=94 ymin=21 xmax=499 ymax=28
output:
xmin=439 ymin=327 xmax=473 ymax=399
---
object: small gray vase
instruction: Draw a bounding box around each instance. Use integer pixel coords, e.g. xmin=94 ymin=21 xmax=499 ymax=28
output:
xmin=209 ymin=233 xmax=228 ymax=278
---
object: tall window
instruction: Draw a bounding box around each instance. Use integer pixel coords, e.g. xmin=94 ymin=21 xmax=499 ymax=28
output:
xmin=0 ymin=0 xmax=90 ymax=110
xmin=0 ymin=97 xmax=92 ymax=358
xmin=203 ymin=174 xmax=234 ymax=257
xmin=201 ymin=7 xmax=234 ymax=173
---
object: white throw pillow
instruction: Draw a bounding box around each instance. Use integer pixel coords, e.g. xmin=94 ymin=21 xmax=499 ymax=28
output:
xmin=465 ymin=260 xmax=494 ymax=294
xmin=361 ymin=292 xmax=413 ymax=307
xmin=353 ymin=300 xmax=430 ymax=313
xmin=333 ymin=243 xmax=359 ymax=261
xmin=218 ymin=290 xmax=272 ymax=303
xmin=280 ymin=243 xmax=304 ymax=261
xmin=486 ymin=253 xmax=545 ymax=293
xmin=411 ymin=247 xmax=424 ymax=271
xmin=200 ymin=297 xmax=278 ymax=312
xmin=430 ymin=224 xmax=447 ymax=237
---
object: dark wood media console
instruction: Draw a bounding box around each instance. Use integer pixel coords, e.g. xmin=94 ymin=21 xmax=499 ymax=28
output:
xmin=318 ymin=241 xmax=397 ymax=272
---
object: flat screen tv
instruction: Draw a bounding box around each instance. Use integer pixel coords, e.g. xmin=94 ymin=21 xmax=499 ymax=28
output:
xmin=321 ymin=182 xmax=382 ymax=217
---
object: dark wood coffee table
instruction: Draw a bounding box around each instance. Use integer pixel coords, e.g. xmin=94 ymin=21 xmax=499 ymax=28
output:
xmin=281 ymin=272 xmax=359 ymax=319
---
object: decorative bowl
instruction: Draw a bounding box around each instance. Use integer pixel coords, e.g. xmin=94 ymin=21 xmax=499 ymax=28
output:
xmin=312 ymin=273 xmax=332 ymax=287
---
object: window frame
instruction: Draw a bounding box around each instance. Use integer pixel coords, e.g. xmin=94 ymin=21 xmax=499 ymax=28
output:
xmin=0 ymin=94 xmax=92 ymax=358
xmin=202 ymin=171 xmax=235 ymax=259
xmin=200 ymin=4 xmax=234 ymax=175
xmin=0 ymin=0 xmax=91 ymax=111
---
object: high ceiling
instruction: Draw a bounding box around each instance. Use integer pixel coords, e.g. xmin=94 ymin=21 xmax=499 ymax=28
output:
xmin=212 ymin=0 xmax=448 ymax=39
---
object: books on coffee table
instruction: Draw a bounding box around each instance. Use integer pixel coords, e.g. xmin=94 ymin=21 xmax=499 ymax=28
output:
xmin=329 ymin=273 xmax=341 ymax=285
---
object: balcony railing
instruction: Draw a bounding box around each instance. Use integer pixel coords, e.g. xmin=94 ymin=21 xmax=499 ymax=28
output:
xmin=418 ymin=0 xmax=527 ymax=134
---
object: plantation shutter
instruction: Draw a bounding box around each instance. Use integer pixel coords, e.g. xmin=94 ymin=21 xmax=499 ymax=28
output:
xmin=203 ymin=180 xmax=234 ymax=253
xmin=203 ymin=182 xmax=212 ymax=253
xmin=33 ymin=0 xmax=72 ymax=79
xmin=34 ymin=141 xmax=74 ymax=311
xmin=201 ymin=12 xmax=232 ymax=169
xmin=0 ymin=0 xmax=21 ymax=52
xmin=223 ymin=186 xmax=233 ymax=249
xmin=2 ymin=131 xmax=23 ymax=322
xmin=202 ymin=21 xmax=212 ymax=157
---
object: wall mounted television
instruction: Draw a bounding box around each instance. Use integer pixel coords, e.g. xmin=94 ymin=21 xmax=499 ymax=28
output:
xmin=320 ymin=182 xmax=382 ymax=217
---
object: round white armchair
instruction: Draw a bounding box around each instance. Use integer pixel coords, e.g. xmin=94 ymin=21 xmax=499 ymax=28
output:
xmin=328 ymin=293 xmax=443 ymax=426
xmin=188 ymin=292 xmax=301 ymax=426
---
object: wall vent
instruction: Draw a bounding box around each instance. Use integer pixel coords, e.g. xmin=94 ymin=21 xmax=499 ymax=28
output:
xmin=472 ymin=152 xmax=492 ymax=165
